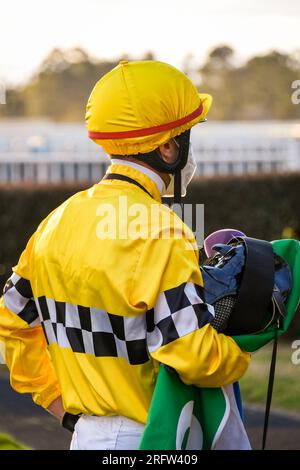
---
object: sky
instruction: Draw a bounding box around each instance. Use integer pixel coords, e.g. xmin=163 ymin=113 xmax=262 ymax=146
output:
xmin=0 ymin=0 xmax=300 ymax=85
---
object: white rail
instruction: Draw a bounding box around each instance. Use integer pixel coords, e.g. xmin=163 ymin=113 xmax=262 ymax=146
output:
xmin=0 ymin=120 xmax=299 ymax=183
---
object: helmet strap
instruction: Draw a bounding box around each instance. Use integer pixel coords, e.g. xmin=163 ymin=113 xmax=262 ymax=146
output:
xmin=112 ymin=129 xmax=190 ymax=219
xmin=128 ymin=129 xmax=191 ymax=175
xmin=174 ymin=171 xmax=182 ymax=206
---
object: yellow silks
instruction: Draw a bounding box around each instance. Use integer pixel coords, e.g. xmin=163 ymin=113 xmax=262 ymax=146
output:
xmin=0 ymin=165 xmax=249 ymax=422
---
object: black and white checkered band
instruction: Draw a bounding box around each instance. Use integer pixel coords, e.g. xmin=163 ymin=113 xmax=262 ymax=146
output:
xmin=36 ymin=297 xmax=149 ymax=365
xmin=3 ymin=272 xmax=40 ymax=327
xmin=2 ymin=274 xmax=214 ymax=365
xmin=146 ymin=282 xmax=215 ymax=353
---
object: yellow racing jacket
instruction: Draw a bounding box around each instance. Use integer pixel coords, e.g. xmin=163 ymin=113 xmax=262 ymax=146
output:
xmin=0 ymin=164 xmax=250 ymax=423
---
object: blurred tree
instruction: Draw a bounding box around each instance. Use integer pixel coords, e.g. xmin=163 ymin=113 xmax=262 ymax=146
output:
xmin=1 ymin=46 xmax=300 ymax=121
xmin=0 ymin=89 xmax=26 ymax=117
xmin=198 ymin=46 xmax=300 ymax=120
xmin=142 ymin=51 xmax=156 ymax=61
xmin=198 ymin=45 xmax=236 ymax=119
xmin=238 ymin=51 xmax=300 ymax=119
xmin=206 ymin=45 xmax=235 ymax=70
xmin=0 ymin=48 xmax=118 ymax=121
xmin=39 ymin=48 xmax=70 ymax=73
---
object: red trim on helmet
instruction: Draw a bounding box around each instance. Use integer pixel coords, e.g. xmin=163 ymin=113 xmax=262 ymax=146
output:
xmin=88 ymin=102 xmax=203 ymax=140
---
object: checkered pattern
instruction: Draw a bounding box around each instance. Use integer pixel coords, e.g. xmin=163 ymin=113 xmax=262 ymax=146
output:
xmin=147 ymin=282 xmax=215 ymax=353
xmin=36 ymin=297 xmax=150 ymax=365
xmin=3 ymin=272 xmax=40 ymax=327
xmin=2 ymin=274 xmax=214 ymax=364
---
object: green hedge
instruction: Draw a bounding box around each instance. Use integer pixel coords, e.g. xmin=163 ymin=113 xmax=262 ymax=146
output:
xmin=0 ymin=183 xmax=85 ymax=287
xmin=0 ymin=173 xmax=299 ymax=334
xmin=186 ymin=172 xmax=300 ymax=242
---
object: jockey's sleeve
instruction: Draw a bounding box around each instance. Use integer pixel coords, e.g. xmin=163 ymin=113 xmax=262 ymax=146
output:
xmin=131 ymin=224 xmax=251 ymax=388
xmin=0 ymin=232 xmax=61 ymax=408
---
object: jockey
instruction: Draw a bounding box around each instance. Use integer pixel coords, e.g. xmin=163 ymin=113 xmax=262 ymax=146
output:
xmin=0 ymin=60 xmax=250 ymax=450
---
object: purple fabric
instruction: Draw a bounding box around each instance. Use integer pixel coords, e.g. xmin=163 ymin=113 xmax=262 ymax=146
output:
xmin=204 ymin=228 xmax=246 ymax=257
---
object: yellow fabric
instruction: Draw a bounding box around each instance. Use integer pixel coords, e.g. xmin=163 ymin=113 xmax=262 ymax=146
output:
xmin=150 ymin=324 xmax=250 ymax=388
xmin=0 ymin=290 xmax=61 ymax=409
xmin=0 ymin=165 xmax=249 ymax=422
xmin=86 ymin=60 xmax=212 ymax=155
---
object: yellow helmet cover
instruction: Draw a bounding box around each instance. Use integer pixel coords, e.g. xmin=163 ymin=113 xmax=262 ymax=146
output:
xmin=86 ymin=60 xmax=212 ymax=155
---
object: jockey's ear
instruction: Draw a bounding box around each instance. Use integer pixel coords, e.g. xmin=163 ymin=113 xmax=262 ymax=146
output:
xmin=158 ymin=139 xmax=179 ymax=165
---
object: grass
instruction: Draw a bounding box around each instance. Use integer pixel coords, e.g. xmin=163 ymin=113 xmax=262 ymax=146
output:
xmin=240 ymin=339 xmax=300 ymax=413
xmin=0 ymin=433 xmax=28 ymax=450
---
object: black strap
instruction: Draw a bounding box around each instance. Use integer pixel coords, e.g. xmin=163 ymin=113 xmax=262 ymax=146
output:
xmin=272 ymin=286 xmax=287 ymax=319
xmin=62 ymin=412 xmax=81 ymax=433
xmin=174 ymin=171 xmax=181 ymax=206
xmin=225 ymin=237 xmax=275 ymax=335
xmin=103 ymin=173 xmax=153 ymax=198
xmin=262 ymin=323 xmax=278 ymax=450
xmin=132 ymin=129 xmax=191 ymax=174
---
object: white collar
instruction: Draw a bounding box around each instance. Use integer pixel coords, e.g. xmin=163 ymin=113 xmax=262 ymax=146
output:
xmin=111 ymin=159 xmax=166 ymax=195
